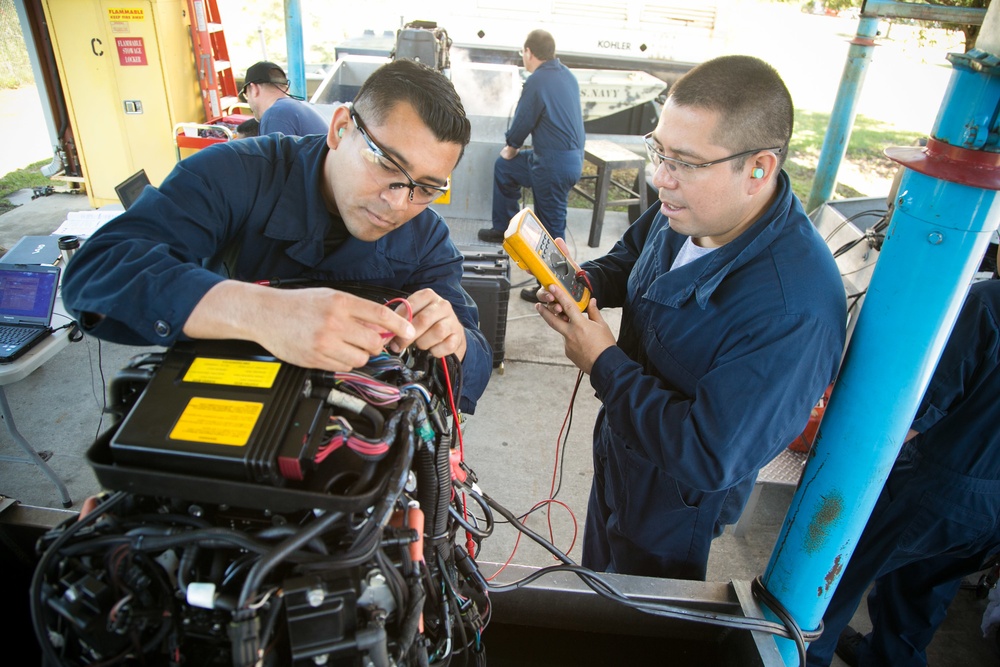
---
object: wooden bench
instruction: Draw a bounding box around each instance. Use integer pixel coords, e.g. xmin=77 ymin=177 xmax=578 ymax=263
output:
xmin=572 ymin=139 xmax=648 ymax=247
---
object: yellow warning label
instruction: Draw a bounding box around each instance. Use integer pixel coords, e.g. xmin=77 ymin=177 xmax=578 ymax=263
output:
xmin=183 ymin=358 xmax=281 ymax=388
xmin=108 ymin=8 xmax=145 ymax=21
xmin=170 ymin=397 xmax=263 ymax=446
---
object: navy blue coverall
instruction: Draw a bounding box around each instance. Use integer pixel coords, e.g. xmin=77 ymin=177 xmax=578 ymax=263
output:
xmin=580 ymin=172 xmax=847 ymax=580
xmin=491 ymin=58 xmax=585 ymax=240
xmin=62 ymin=134 xmax=493 ymax=413
xmin=807 ymin=277 xmax=1000 ymax=667
xmin=260 ymin=97 xmax=330 ymax=136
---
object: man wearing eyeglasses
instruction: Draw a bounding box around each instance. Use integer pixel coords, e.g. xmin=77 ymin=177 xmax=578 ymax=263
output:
xmin=62 ymin=59 xmax=493 ymax=413
xmin=477 ymin=29 xmax=585 ymax=304
xmin=534 ymin=55 xmax=847 ymax=580
xmin=240 ymin=61 xmax=329 ymax=137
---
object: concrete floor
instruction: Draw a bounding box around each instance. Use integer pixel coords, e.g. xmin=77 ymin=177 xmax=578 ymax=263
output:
xmin=0 ymin=190 xmax=997 ymax=665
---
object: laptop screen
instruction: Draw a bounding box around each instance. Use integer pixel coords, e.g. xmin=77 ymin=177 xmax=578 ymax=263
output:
xmin=115 ymin=169 xmax=151 ymax=210
xmin=0 ymin=265 xmax=60 ymax=325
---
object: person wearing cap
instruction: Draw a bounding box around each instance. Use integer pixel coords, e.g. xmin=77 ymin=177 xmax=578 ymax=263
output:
xmin=62 ymin=59 xmax=493 ymax=414
xmin=240 ymin=61 xmax=329 ymax=136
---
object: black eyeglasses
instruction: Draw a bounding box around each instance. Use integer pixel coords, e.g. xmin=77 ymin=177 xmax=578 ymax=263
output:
xmin=644 ymin=132 xmax=783 ymax=182
xmin=351 ymin=111 xmax=450 ymax=205
xmin=239 ymin=79 xmax=290 ymax=103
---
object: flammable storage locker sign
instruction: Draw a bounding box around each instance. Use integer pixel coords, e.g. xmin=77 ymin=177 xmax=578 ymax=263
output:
xmin=108 ymin=7 xmax=148 ymax=66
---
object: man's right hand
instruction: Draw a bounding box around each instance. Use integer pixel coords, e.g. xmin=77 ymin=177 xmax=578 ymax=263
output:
xmin=184 ymin=281 xmax=416 ymax=371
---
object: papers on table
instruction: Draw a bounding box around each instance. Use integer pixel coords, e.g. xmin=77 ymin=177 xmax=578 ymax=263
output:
xmin=52 ymin=210 xmax=122 ymax=239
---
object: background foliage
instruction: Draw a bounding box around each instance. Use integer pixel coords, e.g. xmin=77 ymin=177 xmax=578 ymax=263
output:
xmin=0 ymin=0 xmax=33 ymax=89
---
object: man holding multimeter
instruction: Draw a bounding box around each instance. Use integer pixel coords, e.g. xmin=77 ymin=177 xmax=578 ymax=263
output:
xmin=534 ymin=55 xmax=847 ymax=580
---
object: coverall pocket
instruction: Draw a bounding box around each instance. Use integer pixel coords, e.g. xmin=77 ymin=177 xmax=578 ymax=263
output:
xmin=613 ymin=445 xmax=700 ymax=553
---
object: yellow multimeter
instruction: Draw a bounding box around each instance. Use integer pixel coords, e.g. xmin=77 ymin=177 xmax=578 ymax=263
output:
xmin=502 ymin=208 xmax=591 ymax=311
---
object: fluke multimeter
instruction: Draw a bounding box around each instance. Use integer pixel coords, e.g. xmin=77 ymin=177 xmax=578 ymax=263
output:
xmin=502 ymin=208 xmax=591 ymax=311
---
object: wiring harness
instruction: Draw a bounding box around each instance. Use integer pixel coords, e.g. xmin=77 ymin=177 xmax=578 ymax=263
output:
xmin=31 ymin=343 xmax=488 ymax=667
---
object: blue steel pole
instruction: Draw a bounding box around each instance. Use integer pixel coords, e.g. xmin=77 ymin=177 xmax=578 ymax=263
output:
xmin=763 ymin=46 xmax=1000 ymax=667
xmin=284 ymin=0 xmax=306 ymax=99
xmin=805 ymin=16 xmax=879 ymax=214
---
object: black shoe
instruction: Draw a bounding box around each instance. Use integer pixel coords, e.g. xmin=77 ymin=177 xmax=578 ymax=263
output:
xmin=835 ymin=625 xmax=863 ymax=667
xmin=478 ymin=228 xmax=504 ymax=243
xmin=520 ymin=284 xmax=541 ymax=303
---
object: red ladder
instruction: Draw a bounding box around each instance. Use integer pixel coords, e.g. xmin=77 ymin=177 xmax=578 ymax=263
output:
xmin=186 ymin=0 xmax=239 ymax=121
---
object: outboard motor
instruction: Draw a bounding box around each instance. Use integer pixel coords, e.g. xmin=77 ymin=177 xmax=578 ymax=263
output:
xmin=392 ymin=20 xmax=452 ymax=72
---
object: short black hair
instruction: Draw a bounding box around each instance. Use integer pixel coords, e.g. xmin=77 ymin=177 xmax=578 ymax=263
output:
xmin=353 ymin=59 xmax=470 ymax=148
xmin=668 ymin=55 xmax=793 ymax=171
xmin=524 ymin=30 xmax=556 ymax=61
xmin=235 ymin=118 xmax=259 ymax=137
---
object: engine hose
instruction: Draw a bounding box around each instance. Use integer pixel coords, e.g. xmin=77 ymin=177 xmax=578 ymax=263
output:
xmin=397 ymin=576 xmax=426 ymax=658
xmin=177 ymin=543 xmax=199 ymax=591
xmin=414 ymin=419 xmax=451 ymax=570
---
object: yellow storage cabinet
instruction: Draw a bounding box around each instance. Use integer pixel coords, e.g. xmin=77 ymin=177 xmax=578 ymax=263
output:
xmin=42 ymin=0 xmax=203 ymax=207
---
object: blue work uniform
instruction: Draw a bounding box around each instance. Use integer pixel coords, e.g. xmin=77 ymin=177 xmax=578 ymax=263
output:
xmin=62 ymin=134 xmax=492 ymax=413
xmin=260 ymin=97 xmax=330 ymax=136
xmin=807 ymin=278 xmax=1000 ymax=667
xmin=581 ymin=172 xmax=847 ymax=580
xmin=491 ymin=58 xmax=585 ymax=240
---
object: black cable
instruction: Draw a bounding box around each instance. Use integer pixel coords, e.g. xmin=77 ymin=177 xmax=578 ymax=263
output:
xmin=30 ymin=491 xmax=130 ymax=666
xmin=483 ymin=563 xmax=818 ymax=645
xmin=452 ymin=484 xmax=493 ymax=539
xmin=476 ymin=487 xmax=821 ymax=653
xmin=476 ymin=487 xmax=575 ymax=566
xmin=822 ymin=209 xmax=887 ymax=243
xmin=752 ymin=575 xmax=812 ymax=667
xmin=237 ymin=509 xmax=346 ymax=608
xmin=449 ymin=504 xmax=491 ymax=540
xmin=549 ymin=369 xmax=584 ymax=500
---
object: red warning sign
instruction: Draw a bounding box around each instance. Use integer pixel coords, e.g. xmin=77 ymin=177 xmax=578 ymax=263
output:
xmin=116 ymin=37 xmax=147 ymax=66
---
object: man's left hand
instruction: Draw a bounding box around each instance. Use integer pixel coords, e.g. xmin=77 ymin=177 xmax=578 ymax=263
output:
xmin=500 ymin=145 xmax=519 ymax=160
xmin=536 ymin=285 xmax=616 ymax=374
xmin=388 ymin=288 xmax=468 ymax=360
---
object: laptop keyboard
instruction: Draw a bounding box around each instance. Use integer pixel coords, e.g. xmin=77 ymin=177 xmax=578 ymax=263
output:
xmin=0 ymin=326 xmax=43 ymax=347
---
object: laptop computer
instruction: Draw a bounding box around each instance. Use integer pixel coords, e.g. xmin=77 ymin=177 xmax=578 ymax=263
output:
xmin=0 ymin=264 xmax=61 ymax=363
xmin=0 ymin=235 xmax=62 ymax=265
xmin=114 ymin=169 xmax=151 ymax=210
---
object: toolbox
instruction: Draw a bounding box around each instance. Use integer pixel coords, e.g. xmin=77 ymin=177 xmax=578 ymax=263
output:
xmin=459 ymin=246 xmax=511 ymax=369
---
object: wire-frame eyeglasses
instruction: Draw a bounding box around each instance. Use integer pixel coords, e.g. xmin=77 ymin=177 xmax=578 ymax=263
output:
xmin=643 ymin=132 xmax=783 ymax=182
xmin=351 ymin=111 xmax=450 ymax=205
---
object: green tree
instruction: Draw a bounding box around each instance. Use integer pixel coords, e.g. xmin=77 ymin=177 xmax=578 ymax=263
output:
xmin=817 ymin=0 xmax=988 ymax=51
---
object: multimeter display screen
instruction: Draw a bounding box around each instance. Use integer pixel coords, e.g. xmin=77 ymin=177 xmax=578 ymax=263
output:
xmin=521 ymin=213 xmax=543 ymax=250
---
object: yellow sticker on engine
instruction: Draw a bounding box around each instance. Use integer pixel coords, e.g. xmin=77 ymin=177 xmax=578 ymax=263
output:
xmin=170 ymin=397 xmax=263 ymax=446
xmin=183 ymin=358 xmax=281 ymax=388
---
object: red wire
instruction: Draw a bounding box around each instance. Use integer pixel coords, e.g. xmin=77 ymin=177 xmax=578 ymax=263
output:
xmin=489 ymin=371 xmax=584 ymax=579
xmin=546 ymin=370 xmax=584 ymax=545
xmin=382 ymin=297 xmax=414 ymax=339
xmin=485 ymin=498 xmax=578 ymax=581
xmin=440 ymin=357 xmax=464 ymax=459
